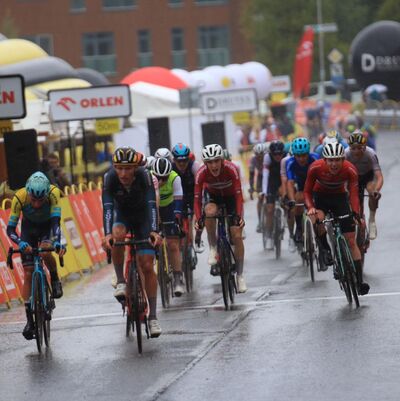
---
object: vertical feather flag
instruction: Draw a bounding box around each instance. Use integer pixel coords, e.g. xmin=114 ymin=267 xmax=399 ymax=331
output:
xmin=293 ymin=27 xmax=315 ymax=98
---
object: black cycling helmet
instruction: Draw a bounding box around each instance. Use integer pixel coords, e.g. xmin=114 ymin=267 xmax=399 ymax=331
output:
xmin=269 ymin=140 xmax=285 ymax=155
xmin=112 ymin=147 xmax=144 ymax=166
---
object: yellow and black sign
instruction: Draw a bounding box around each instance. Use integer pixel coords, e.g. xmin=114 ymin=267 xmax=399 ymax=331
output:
xmin=233 ymin=112 xmax=251 ymax=125
xmin=0 ymin=120 xmax=13 ymax=138
xmin=95 ymin=118 xmax=120 ymax=136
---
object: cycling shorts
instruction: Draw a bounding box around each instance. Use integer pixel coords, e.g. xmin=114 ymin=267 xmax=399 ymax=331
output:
xmin=205 ymin=193 xmax=239 ymax=226
xmin=113 ymin=208 xmax=154 ymax=254
xmin=20 ymin=219 xmax=52 ymax=265
xmin=159 ymin=203 xmax=180 ymax=237
xmin=313 ymin=192 xmax=355 ymax=233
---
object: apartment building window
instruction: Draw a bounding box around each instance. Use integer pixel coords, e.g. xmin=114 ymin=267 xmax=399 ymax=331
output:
xmin=23 ymin=34 xmax=53 ymax=55
xmin=102 ymin=0 xmax=136 ymax=10
xmin=171 ymin=28 xmax=186 ymax=68
xmin=195 ymin=0 xmax=228 ymax=5
xmin=169 ymin=0 xmax=183 ymax=6
xmin=138 ymin=29 xmax=152 ymax=67
xmin=197 ymin=26 xmax=229 ymax=67
xmin=82 ymin=32 xmax=116 ymax=75
xmin=70 ymin=0 xmax=86 ymax=12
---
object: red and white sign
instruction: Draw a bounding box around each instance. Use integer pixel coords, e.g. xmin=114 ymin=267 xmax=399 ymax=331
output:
xmin=271 ymin=75 xmax=291 ymax=93
xmin=0 ymin=75 xmax=26 ymax=120
xmin=49 ymin=85 xmax=132 ymax=122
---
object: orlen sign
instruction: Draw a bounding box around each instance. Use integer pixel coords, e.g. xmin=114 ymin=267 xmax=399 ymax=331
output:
xmin=200 ymin=88 xmax=257 ymax=115
xmin=49 ymin=85 xmax=131 ymax=122
xmin=0 ymin=75 xmax=26 ymax=120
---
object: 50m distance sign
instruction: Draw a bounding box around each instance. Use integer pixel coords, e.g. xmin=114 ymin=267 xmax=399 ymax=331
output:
xmin=200 ymin=89 xmax=258 ymax=115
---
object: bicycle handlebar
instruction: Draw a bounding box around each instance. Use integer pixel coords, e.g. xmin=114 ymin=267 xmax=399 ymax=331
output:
xmin=7 ymin=247 xmax=64 ymax=269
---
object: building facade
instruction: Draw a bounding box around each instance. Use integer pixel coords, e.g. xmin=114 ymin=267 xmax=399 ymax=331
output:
xmin=2 ymin=0 xmax=254 ymax=82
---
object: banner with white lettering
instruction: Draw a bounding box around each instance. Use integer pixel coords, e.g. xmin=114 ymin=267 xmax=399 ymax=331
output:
xmin=0 ymin=75 xmax=26 ymax=120
xmin=49 ymin=85 xmax=132 ymax=122
xmin=200 ymin=89 xmax=258 ymax=115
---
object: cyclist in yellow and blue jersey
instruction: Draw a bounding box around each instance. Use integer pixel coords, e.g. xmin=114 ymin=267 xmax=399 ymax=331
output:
xmin=153 ymin=157 xmax=184 ymax=297
xmin=7 ymin=171 xmax=66 ymax=340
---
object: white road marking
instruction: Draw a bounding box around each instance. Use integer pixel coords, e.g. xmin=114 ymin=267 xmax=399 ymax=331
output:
xmin=3 ymin=290 xmax=400 ymax=327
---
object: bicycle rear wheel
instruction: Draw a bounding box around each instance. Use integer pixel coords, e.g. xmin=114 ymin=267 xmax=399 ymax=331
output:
xmin=274 ymin=209 xmax=282 ymax=260
xmin=182 ymin=239 xmax=193 ymax=293
xmin=33 ymin=275 xmax=44 ymax=353
xmin=43 ymin=281 xmax=52 ymax=347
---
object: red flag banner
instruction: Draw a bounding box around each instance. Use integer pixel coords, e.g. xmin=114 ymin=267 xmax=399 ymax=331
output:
xmin=293 ymin=28 xmax=315 ymax=98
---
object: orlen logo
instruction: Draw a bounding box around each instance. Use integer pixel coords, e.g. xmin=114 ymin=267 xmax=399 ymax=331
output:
xmin=57 ymin=97 xmax=77 ymax=111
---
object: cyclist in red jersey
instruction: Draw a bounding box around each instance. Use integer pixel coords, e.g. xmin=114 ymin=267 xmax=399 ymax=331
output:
xmin=194 ymin=144 xmax=246 ymax=293
xmin=304 ymin=142 xmax=370 ymax=295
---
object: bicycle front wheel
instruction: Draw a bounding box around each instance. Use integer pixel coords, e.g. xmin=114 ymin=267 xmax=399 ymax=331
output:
xmin=338 ymin=237 xmax=360 ymax=308
xmin=219 ymin=240 xmax=233 ymax=310
xmin=130 ymin=267 xmax=143 ymax=354
xmin=157 ymin=249 xmax=169 ymax=308
xmin=33 ymin=275 xmax=44 ymax=353
xmin=305 ymin=220 xmax=315 ymax=282
xmin=274 ymin=209 xmax=282 ymax=260
xmin=43 ymin=281 xmax=52 ymax=347
xmin=261 ymin=207 xmax=268 ymax=250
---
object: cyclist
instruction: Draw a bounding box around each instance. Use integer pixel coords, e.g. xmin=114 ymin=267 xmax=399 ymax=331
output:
xmin=344 ymin=114 xmax=377 ymax=150
xmin=280 ymin=143 xmax=296 ymax=252
xmin=7 ymin=171 xmax=66 ymax=340
xmin=304 ymin=142 xmax=370 ymax=295
xmin=194 ymin=144 xmax=247 ymax=293
xmin=102 ymin=147 xmax=162 ymax=338
xmin=286 ymin=137 xmax=319 ymax=244
xmin=171 ymin=143 xmax=203 ymax=254
xmin=314 ymin=129 xmax=348 ymax=157
xmin=249 ymin=143 xmax=266 ymax=233
xmin=261 ymin=140 xmax=286 ymax=250
xmin=345 ymin=130 xmax=383 ymax=239
xmin=153 ymin=157 xmax=185 ymax=297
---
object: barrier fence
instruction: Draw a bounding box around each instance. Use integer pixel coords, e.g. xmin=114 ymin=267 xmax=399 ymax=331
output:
xmin=0 ymin=183 xmax=106 ymax=309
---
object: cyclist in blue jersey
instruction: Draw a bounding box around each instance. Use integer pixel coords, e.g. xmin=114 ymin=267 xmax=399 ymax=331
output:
xmin=286 ymin=137 xmax=319 ymax=243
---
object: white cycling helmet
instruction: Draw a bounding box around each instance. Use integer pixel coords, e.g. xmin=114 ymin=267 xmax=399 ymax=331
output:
xmin=322 ymin=136 xmax=338 ymax=146
xmin=322 ymin=142 xmax=345 ymax=159
xmin=145 ymin=155 xmax=156 ymax=169
xmin=253 ymin=143 xmax=265 ymax=155
xmin=154 ymin=147 xmax=172 ymax=159
xmin=201 ymin=144 xmax=223 ymax=161
xmin=153 ymin=157 xmax=172 ymax=177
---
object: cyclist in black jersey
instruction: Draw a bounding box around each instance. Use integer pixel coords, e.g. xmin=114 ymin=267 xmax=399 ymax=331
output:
xmin=171 ymin=143 xmax=203 ymax=252
xmin=102 ymin=147 xmax=162 ymax=338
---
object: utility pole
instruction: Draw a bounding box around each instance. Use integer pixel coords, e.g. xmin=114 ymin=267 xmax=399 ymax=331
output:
xmin=317 ymin=0 xmax=325 ymax=100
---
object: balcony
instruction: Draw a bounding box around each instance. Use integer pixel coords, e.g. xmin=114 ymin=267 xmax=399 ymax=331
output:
xmin=82 ymin=55 xmax=116 ymax=75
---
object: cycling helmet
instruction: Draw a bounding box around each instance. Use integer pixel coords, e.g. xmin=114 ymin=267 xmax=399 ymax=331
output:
xmin=253 ymin=143 xmax=265 ymax=155
xmin=322 ymin=136 xmax=338 ymax=146
xmin=269 ymin=140 xmax=285 ymax=155
xmin=145 ymin=155 xmax=156 ymax=169
xmin=112 ymin=147 xmax=144 ymax=166
xmin=171 ymin=143 xmax=190 ymax=160
xmin=153 ymin=157 xmax=172 ymax=177
xmin=26 ymin=171 xmax=50 ymax=199
xmin=348 ymin=129 xmax=367 ymax=146
xmin=345 ymin=115 xmax=358 ymax=133
xmin=322 ymin=142 xmax=345 ymax=159
xmin=223 ymin=149 xmax=232 ymax=161
xmin=201 ymin=144 xmax=223 ymax=161
xmin=291 ymin=137 xmax=310 ymax=155
xmin=154 ymin=147 xmax=172 ymax=159
xmin=325 ymin=129 xmax=340 ymax=140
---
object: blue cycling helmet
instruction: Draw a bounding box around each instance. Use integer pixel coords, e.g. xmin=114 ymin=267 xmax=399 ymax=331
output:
xmin=292 ymin=137 xmax=310 ymax=155
xmin=26 ymin=171 xmax=51 ymax=199
xmin=171 ymin=143 xmax=190 ymax=160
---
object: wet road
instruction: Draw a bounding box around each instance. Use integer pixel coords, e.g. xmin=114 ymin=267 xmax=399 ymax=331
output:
xmin=1 ymin=131 xmax=400 ymax=401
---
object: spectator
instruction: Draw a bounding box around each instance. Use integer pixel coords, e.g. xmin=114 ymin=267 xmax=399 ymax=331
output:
xmin=41 ymin=152 xmax=71 ymax=190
